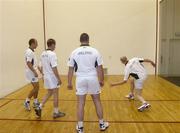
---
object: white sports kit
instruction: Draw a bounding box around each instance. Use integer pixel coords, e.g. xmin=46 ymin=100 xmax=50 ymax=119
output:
xmin=40 ymin=50 xmax=59 ymax=89
xmin=68 ymin=46 xmax=103 ymax=95
xmin=124 ymin=57 xmax=147 ymax=89
xmin=25 ymin=48 xmax=38 ymax=83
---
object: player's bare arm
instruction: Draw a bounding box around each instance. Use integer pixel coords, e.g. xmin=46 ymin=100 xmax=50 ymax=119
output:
xmin=97 ymin=65 xmax=104 ymax=87
xmin=27 ymin=61 xmax=38 ymax=77
xmin=52 ymin=67 xmax=62 ymax=85
xmin=111 ymin=80 xmax=127 ymax=87
xmin=67 ymin=66 xmax=74 ymax=90
xmin=38 ymin=66 xmax=43 ymax=75
xmin=143 ymin=59 xmax=156 ymax=67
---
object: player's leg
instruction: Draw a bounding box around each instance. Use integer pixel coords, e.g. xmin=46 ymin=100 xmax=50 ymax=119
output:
xmin=89 ymin=76 xmax=109 ymax=131
xmin=32 ymin=82 xmax=39 ymax=99
xmin=75 ymin=77 xmax=89 ymax=133
xmin=91 ymin=94 xmax=109 ymax=131
xmin=52 ymin=88 xmax=65 ymax=118
xmin=34 ymin=89 xmax=53 ymax=117
xmin=130 ymin=78 xmax=135 ymax=95
xmin=34 ymin=75 xmax=55 ymax=117
xmin=41 ymin=89 xmax=53 ymax=106
xmin=24 ymin=77 xmax=39 ymax=111
xmin=31 ymin=82 xmax=40 ymax=108
xmin=135 ymin=89 xmax=146 ymax=103
xmin=76 ymin=95 xmax=86 ymax=133
xmin=134 ymin=80 xmax=150 ymax=111
xmin=91 ymin=94 xmax=103 ymax=119
xmin=125 ymin=78 xmax=135 ymax=100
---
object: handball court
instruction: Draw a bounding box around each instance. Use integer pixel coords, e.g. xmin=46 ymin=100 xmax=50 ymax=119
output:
xmin=0 ymin=75 xmax=179 ymax=133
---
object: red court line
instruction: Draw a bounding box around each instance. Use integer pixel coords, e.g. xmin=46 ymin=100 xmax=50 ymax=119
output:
xmin=0 ymin=118 xmax=179 ymax=124
xmin=1 ymin=99 xmax=180 ymax=102
xmin=0 ymin=100 xmax=13 ymax=108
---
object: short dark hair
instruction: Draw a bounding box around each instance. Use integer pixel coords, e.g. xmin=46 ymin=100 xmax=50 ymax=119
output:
xmin=80 ymin=33 xmax=89 ymax=42
xmin=47 ymin=39 xmax=56 ymax=47
xmin=29 ymin=38 xmax=36 ymax=46
xmin=120 ymin=56 xmax=128 ymax=63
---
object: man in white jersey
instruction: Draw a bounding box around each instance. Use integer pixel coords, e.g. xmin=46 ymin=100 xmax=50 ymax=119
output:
xmin=24 ymin=38 xmax=40 ymax=111
xmin=111 ymin=56 xmax=156 ymax=111
xmin=68 ymin=33 xmax=109 ymax=133
xmin=34 ymin=39 xmax=65 ymax=118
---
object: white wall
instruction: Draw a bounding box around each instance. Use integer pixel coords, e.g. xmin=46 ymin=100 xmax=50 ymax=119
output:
xmin=45 ymin=0 xmax=156 ymax=75
xmin=0 ymin=0 xmax=157 ymax=98
xmin=0 ymin=0 xmax=44 ymax=98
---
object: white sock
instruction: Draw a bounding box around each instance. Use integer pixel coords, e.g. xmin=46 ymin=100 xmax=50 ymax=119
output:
xmin=78 ymin=121 xmax=83 ymax=127
xmin=143 ymin=101 xmax=147 ymax=104
xmin=54 ymin=108 xmax=59 ymax=113
xmin=39 ymin=103 xmax=43 ymax=109
xmin=26 ymin=98 xmax=30 ymax=102
xmin=99 ymin=119 xmax=104 ymax=124
xmin=34 ymin=98 xmax=38 ymax=103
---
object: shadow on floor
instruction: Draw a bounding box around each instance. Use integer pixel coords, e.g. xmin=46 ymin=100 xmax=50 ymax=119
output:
xmin=162 ymin=77 xmax=180 ymax=87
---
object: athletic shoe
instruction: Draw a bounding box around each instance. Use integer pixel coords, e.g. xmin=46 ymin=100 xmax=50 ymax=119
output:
xmin=144 ymin=103 xmax=151 ymax=108
xmin=34 ymin=106 xmax=42 ymax=117
xmin=125 ymin=94 xmax=134 ymax=100
xmin=76 ymin=125 xmax=84 ymax=133
xmin=24 ymin=101 xmax=31 ymax=111
xmin=99 ymin=121 xmax=109 ymax=131
xmin=33 ymin=101 xmax=40 ymax=108
xmin=138 ymin=103 xmax=151 ymax=112
xmin=53 ymin=111 xmax=66 ymax=119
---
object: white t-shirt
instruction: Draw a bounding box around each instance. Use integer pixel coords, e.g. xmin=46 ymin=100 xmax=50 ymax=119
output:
xmin=124 ymin=57 xmax=147 ymax=81
xmin=25 ymin=48 xmax=37 ymax=72
xmin=40 ymin=50 xmax=58 ymax=76
xmin=68 ymin=46 xmax=103 ymax=77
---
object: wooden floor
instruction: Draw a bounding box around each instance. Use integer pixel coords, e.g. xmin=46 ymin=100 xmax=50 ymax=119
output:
xmin=0 ymin=76 xmax=180 ymax=133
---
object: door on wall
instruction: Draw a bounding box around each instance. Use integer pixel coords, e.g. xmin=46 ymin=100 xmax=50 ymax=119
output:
xmin=159 ymin=0 xmax=169 ymax=77
xmin=159 ymin=39 xmax=169 ymax=77
xmin=159 ymin=0 xmax=180 ymax=86
xmin=169 ymin=39 xmax=180 ymax=76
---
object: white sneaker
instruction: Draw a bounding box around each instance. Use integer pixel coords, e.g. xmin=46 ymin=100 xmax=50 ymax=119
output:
xmin=76 ymin=125 xmax=84 ymax=133
xmin=144 ymin=103 xmax=151 ymax=108
xmin=24 ymin=101 xmax=31 ymax=111
xmin=138 ymin=103 xmax=151 ymax=112
xmin=53 ymin=111 xmax=66 ymax=119
xmin=34 ymin=106 xmax=42 ymax=117
xmin=125 ymin=94 xmax=134 ymax=100
xmin=99 ymin=121 xmax=109 ymax=131
xmin=33 ymin=101 xmax=40 ymax=108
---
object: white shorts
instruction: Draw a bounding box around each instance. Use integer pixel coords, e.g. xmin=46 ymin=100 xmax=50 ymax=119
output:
xmin=76 ymin=76 xmax=100 ymax=95
xmin=134 ymin=79 xmax=145 ymax=89
xmin=25 ymin=71 xmax=38 ymax=83
xmin=44 ymin=74 xmax=59 ymax=89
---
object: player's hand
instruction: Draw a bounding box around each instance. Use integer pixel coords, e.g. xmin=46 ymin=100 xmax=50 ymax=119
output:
xmin=58 ymin=79 xmax=62 ymax=86
xmin=34 ymin=72 xmax=38 ymax=77
xmin=67 ymin=84 xmax=73 ymax=90
xmin=110 ymin=82 xmax=118 ymax=87
xmin=110 ymin=83 xmax=115 ymax=87
xmin=151 ymin=62 xmax=156 ymax=67
xmin=99 ymin=81 xmax=104 ymax=87
xmin=41 ymin=75 xmax=44 ymax=83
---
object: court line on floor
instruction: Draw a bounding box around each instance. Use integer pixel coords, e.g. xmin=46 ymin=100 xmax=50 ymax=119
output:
xmin=1 ymin=98 xmax=180 ymax=102
xmin=0 ymin=118 xmax=179 ymax=123
xmin=0 ymin=100 xmax=13 ymax=108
